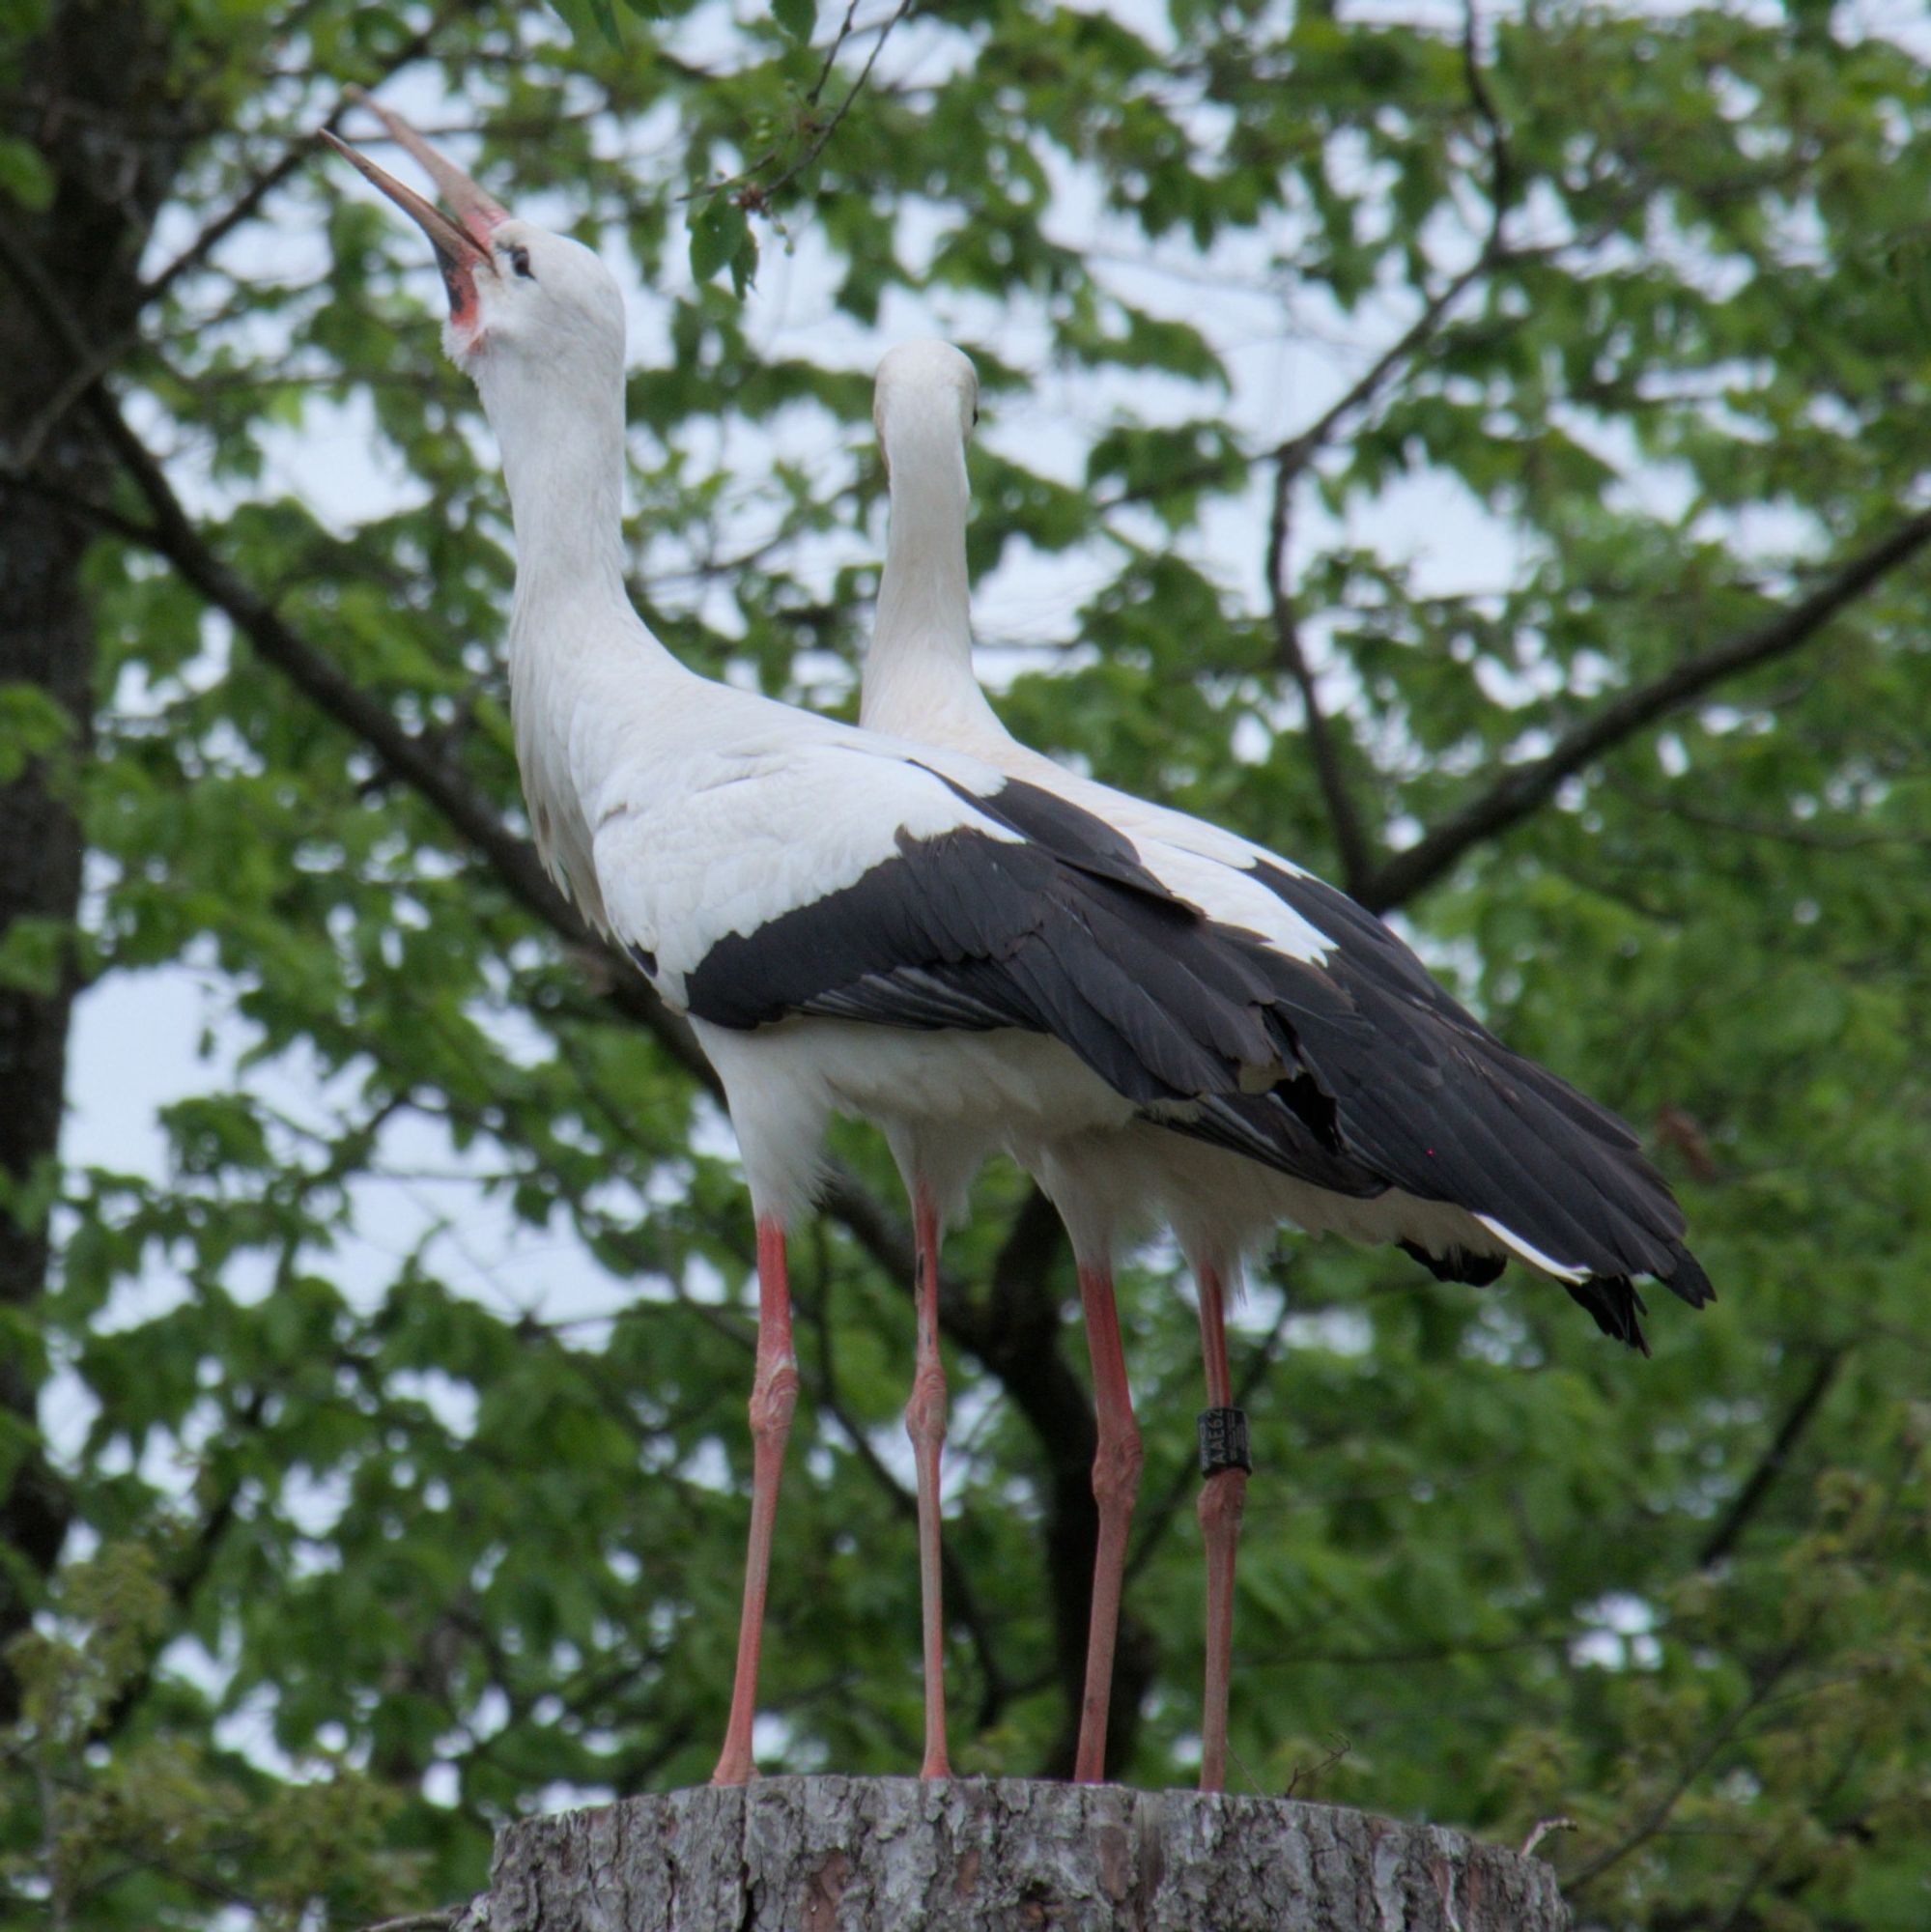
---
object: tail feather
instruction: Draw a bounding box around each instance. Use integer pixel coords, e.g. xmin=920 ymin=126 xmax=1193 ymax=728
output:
xmin=1661 ymin=1247 xmax=1718 ymax=1310
xmin=1563 ymin=1274 xmax=1653 ymax=1354
xmin=1399 ymin=1238 xmax=1506 ymax=1288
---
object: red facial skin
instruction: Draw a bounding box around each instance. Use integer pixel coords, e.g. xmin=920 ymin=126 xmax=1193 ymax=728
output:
xmin=440 ymin=254 xmax=480 ymax=334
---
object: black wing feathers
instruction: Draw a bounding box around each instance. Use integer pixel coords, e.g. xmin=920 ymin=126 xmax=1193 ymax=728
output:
xmin=681 ymin=769 xmax=1709 ymax=1337
xmin=1241 ymin=858 xmax=1707 ymax=1312
xmin=922 ymin=768 xmax=1176 ymax=904
xmin=683 ymin=797 xmax=1297 ymax=1110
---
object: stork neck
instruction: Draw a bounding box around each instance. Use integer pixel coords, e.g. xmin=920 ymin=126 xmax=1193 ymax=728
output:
xmin=864 ymin=425 xmax=1007 ymax=745
xmin=484 ymin=355 xmax=636 ymax=631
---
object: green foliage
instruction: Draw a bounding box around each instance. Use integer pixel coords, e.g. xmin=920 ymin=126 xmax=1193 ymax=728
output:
xmin=688 ymin=193 xmax=758 ymax=297
xmin=0 ymin=132 xmax=52 ymax=210
xmin=7 ymin=1544 xmax=420 ymax=1929
xmin=7 ymin=1 xmax=1931 ymax=1928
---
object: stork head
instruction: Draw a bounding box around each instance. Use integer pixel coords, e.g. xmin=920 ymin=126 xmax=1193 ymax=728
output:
xmin=873 ymin=340 xmax=979 ymax=484
xmin=321 ymin=102 xmax=625 ymax=407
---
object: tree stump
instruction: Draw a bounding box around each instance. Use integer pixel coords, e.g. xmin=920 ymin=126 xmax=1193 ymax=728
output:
xmin=456 ymin=1776 xmax=1570 ymax=1931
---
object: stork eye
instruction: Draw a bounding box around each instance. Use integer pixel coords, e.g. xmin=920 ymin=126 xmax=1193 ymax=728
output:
xmin=971 ymin=406 xmax=980 ymax=426
xmin=505 ymin=242 xmax=534 ymax=280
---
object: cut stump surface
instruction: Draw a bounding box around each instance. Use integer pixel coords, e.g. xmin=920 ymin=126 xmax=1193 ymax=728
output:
xmin=460 ymin=1776 xmax=1570 ymax=1930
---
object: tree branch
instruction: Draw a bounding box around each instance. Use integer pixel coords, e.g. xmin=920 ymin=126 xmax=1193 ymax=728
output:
xmin=1269 ymin=247 xmax=1500 ymax=491
xmin=687 ymin=0 xmax=915 ymax=211
xmin=0 ymin=214 xmax=718 ymax=1081
xmin=82 ymin=1389 xmax=269 ymax=1746
xmin=1091 ymin=245 xmax=1509 ymax=521
xmin=1461 ymin=0 xmax=1516 ymax=225
xmin=1564 ymin=1637 xmax=1807 ymax=1888
xmin=760 ymin=0 xmax=913 ymax=205
xmin=1266 ymin=455 xmax=1372 ymax=891
xmin=1253 ymin=20 xmax=1530 ymax=887
xmin=1697 ymin=1347 xmax=1846 ymax=1572
xmin=1358 ymin=505 xmax=1931 ymax=912
xmin=1 ymin=8 xmax=461 ymax=476
xmin=139 ymin=91 xmax=347 ymax=310
xmin=1711 ymin=1724 xmax=1866 ymax=1932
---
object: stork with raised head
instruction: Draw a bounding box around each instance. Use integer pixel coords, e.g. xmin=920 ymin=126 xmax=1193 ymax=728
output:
xmin=321 ymin=113 xmax=1534 ymax=1789
xmin=864 ymin=338 xmax=1715 ymax=1791
xmin=326 ymin=109 xmax=1010 ymax=1783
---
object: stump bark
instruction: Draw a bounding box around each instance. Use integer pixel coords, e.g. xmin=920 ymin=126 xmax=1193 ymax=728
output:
xmin=457 ymin=1777 xmax=1570 ymax=1931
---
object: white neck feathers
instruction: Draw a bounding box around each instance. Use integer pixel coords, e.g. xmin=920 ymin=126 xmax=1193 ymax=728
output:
xmin=863 ymin=407 xmax=1008 ymax=747
xmin=476 ymin=350 xmax=634 ymax=629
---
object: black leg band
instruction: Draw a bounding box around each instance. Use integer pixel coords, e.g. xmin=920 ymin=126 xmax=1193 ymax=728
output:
xmin=1198 ymin=1406 xmax=1252 ymax=1477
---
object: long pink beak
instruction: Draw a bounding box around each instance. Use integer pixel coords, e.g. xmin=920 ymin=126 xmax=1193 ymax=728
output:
xmin=320 ymin=127 xmax=494 ymax=326
xmin=344 ymin=87 xmax=511 ymax=246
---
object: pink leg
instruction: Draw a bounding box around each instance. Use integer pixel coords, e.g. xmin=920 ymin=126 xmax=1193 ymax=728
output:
xmin=1195 ymin=1262 xmax=1247 ymax=1795
xmin=1074 ymin=1261 xmax=1143 ymax=1783
xmin=904 ymin=1183 xmax=952 ymax=1778
xmin=711 ymin=1216 xmax=799 ymax=1786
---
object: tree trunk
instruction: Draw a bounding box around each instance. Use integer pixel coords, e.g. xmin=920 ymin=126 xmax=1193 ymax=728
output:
xmin=0 ymin=0 xmax=187 ymax=1719
xmin=459 ymin=1778 xmax=1569 ymax=1931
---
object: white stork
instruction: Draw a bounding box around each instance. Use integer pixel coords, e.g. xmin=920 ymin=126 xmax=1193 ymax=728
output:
xmin=322 ymin=119 xmax=1565 ymax=1788
xmin=863 ymin=338 xmax=1715 ymax=1790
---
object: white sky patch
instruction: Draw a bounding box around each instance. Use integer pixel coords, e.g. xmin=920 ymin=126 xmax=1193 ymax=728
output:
xmin=1285 ymin=1306 xmax=1376 ymax=1358
xmin=1570 ymin=1591 xmax=1663 ymax=1671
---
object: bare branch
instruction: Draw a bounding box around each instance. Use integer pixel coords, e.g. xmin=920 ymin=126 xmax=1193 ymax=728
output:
xmin=805 ymin=0 xmax=866 ymax=109
xmin=1284 ymin=1730 xmax=1352 ymax=1798
xmin=1462 ymin=0 xmax=1516 ymax=223
xmin=1697 ymin=1348 xmax=1846 ymax=1572
xmin=1088 ymin=245 xmax=1508 ymax=523
xmin=1613 ymin=779 xmax=1931 ymax=854
xmin=1266 ymin=457 xmax=1372 ymax=890
xmin=762 ymin=0 xmax=914 ymax=204
xmin=1251 ymin=0 xmax=1558 ymax=881
xmin=1564 ymin=1638 xmax=1807 ymax=1888
xmin=1359 ymin=505 xmax=1931 ymax=913
xmin=1267 ymin=10 xmax=1516 ymax=498
xmin=141 ymin=39 xmax=416 ymax=309
xmin=687 ymin=0 xmax=914 ymax=210
xmin=1519 ymin=1816 xmax=1576 ymax=1860
xmin=1270 ymin=248 xmax=1499 ymax=490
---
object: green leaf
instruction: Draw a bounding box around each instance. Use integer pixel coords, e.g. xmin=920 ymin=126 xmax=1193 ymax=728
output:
xmin=0 ymin=135 xmax=52 ymax=211
xmin=689 ymin=195 xmax=751 ymax=288
xmin=0 ymin=683 xmax=75 ymax=782
xmin=772 ymin=0 xmax=815 ymax=42
xmin=547 ymin=0 xmax=620 ymax=47
xmin=0 ymin=915 xmax=69 ymax=996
